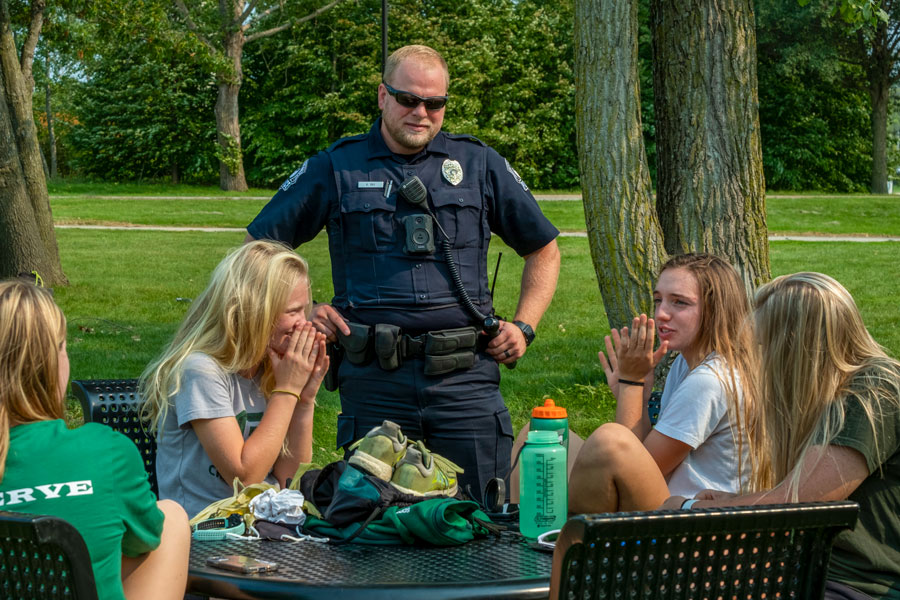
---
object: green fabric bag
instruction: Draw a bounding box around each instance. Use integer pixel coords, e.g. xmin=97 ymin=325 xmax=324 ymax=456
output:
xmin=300 ymin=497 xmax=497 ymax=545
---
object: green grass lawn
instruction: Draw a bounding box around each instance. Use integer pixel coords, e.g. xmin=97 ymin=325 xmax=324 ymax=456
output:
xmin=50 ymin=188 xmax=900 ymax=237
xmin=47 ymin=181 xmax=272 ymax=197
xmin=53 ymin=221 xmax=900 ymax=465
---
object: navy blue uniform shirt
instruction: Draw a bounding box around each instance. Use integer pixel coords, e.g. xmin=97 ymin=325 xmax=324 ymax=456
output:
xmin=248 ymin=119 xmax=558 ymax=332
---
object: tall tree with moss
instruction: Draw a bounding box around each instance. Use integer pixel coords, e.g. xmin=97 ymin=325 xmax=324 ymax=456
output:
xmin=574 ymin=0 xmax=666 ymax=329
xmin=0 ymin=0 xmax=65 ymax=284
xmin=575 ymin=0 xmax=770 ymax=329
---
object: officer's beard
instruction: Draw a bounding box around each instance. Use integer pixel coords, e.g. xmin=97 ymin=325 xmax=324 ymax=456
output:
xmin=382 ymin=116 xmax=440 ymax=154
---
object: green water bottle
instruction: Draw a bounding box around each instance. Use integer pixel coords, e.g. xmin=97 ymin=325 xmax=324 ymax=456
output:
xmin=530 ymin=398 xmax=569 ymax=451
xmin=519 ymin=430 xmax=568 ymax=539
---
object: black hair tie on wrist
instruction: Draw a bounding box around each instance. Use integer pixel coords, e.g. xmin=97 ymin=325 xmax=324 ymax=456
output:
xmin=618 ymin=378 xmax=645 ymax=387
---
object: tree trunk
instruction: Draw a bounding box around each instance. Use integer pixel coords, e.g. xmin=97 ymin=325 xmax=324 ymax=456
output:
xmin=0 ymin=1 xmax=65 ymax=284
xmin=0 ymin=62 xmax=65 ymax=284
xmin=215 ymin=13 xmax=248 ymax=191
xmin=45 ymin=57 xmax=56 ymax=179
xmin=652 ymin=0 xmax=770 ymax=291
xmin=575 ymin=0 xmax=667 ymax=330
xmin=215 ymin=81 xmax=247 ymax=191
xmin=868 ymin=19 xmax=891 ymax=194
xmin=870 ymin=79 xmax=889 ymax=193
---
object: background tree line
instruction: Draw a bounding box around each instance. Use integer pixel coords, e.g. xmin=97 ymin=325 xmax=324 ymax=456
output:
xmin=20 ymin=0 xmax=895 ymax=193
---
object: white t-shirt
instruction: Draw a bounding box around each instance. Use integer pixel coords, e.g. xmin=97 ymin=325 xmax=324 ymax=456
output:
xmin=155 ymin=352 xmax=273 ymax=518
xmin=654 ymin=353 xmax=750 ymax=497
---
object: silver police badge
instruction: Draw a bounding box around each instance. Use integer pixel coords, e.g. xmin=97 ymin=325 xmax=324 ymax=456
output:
xmin=442 ymin=159 xmax=463 ymax=186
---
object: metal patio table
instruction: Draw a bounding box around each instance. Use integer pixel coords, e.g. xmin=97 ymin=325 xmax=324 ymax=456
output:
xmin=187 ymin=531 xmax=552 ymax=600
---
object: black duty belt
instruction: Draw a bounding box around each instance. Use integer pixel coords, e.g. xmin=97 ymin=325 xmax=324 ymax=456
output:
xmin=337 ymin=322 xmax=479 ymax=376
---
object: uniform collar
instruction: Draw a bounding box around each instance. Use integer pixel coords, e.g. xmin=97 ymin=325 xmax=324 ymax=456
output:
xmin=368 ymin=118 xmax=450 ymax=161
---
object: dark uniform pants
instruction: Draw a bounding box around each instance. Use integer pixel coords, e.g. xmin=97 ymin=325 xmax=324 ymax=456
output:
xmin=336 ymin=351 xmax=514 ymax=503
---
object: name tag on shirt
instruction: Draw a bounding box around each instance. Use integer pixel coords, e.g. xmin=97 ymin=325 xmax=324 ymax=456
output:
xmin=358 ymin=181 xmax=384 ymax=189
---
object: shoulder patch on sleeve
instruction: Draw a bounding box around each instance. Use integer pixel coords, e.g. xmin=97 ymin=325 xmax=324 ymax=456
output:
xmin=279 ymin=159 xmax=309 ymax=192
xmin=504 ymin=158 xmax=530 ymax=192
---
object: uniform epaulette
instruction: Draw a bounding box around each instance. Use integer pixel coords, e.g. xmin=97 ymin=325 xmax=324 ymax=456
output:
xmin=443 ymin=132 xmax=487 ymax=147
xmin=327 ymin=132 xmax=369 ymax=152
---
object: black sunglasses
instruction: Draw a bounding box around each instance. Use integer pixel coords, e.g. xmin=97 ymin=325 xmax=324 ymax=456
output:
xmin=383 ymin=82 xmax=448 ymax=111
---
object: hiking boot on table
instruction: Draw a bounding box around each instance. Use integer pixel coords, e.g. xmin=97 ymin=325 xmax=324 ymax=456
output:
xmin=390 ymin=440 xmax=463 ymax=497
xmin=348 ymin=420 xmax=408 ymax=481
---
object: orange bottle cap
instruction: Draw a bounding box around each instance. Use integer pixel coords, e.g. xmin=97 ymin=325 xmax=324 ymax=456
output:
xmin=532 ymin=398 xmax=567 ymax=418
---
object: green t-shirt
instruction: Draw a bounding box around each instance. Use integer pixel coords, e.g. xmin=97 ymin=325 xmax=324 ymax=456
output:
xmin=1 ymin=420 xmax=164 ymax=600
xmin=827 ymin=376 xmax=900 ymax=599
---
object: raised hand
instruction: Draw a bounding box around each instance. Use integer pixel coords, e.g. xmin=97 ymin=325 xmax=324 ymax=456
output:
xmin=300 ymin=335 xmax=329 ymax=402
xmin=309 ymin=303 xmax=350 ymax=343
xmin=613 ymin=314 xmax=668 ymax=382
xmin=268 ymin=323 xmax=320 ymax=396
xmin=598 ymin=334 xmax=621 ymax=396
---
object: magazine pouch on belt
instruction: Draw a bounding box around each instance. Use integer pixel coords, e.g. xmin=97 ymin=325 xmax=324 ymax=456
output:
xmin=374 ymin=324 xmax=401 ymax=371
xmin=423 ymin=327 xmax=477 ymax=376
xmin=424 ymin=327 xmax=478 ymax=354
xmin=339 ymin=322 xmax=372 ymax=365
xmin=424 ymin=353 xmax=475 ymax=376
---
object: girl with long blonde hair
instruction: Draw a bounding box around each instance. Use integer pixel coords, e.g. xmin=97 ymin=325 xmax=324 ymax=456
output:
xmin=141 ymin=240 xmax=328 ymax=517
xmin=665 ymin=272 xmax=900 ymax=599
xmin=0 ymin=280 xmax=190 ymax=600
xmin=570 ymin=253 xmax=757 ymax=513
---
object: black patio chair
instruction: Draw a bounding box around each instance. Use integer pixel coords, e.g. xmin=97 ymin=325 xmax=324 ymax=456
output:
xmin=70 ymin=378 xmax=157 ymax=497
xmin=550 ymin=501 xmax=859 ymax=600
xmin=0 ymin=510 xmax=98 ymax=600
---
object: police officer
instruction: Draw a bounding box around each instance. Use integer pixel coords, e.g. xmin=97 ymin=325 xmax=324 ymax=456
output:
xmin=245 ymin=45 xmax=560 ymax=501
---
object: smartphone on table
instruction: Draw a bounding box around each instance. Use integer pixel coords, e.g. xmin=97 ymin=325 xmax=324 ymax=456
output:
xmin=206 ymin=554 xmax=279 ymax=574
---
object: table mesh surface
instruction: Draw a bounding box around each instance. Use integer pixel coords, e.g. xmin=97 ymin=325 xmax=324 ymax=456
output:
xmin=190 ymin=532 xmax=551 ymax=588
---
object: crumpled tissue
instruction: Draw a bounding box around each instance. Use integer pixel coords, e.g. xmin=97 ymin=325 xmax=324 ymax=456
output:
xmin=248 ymin=488 xmax=306 ymax=525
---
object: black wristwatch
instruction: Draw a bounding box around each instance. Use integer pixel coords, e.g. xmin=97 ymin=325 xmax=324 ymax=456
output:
xmin=513 ymin=320 xmax=535 ymax=346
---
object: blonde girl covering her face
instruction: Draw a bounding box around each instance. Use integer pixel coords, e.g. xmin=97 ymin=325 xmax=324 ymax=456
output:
xmin=750 ymin=272 xmax=900 ymax=497
xmin=140 ymin=240 xmax=312 ymax=434
xmin=0 ymin=281 xmax=190 ymax=600
xmin=141 ymin=240 xmax=327 ymax=518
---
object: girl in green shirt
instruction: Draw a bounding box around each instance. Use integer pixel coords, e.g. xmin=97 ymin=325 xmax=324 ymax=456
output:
xmin=0 ymin=280 xmax=191 ymax=600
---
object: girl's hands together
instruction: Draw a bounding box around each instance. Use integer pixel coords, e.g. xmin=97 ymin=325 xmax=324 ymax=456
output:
xmin=268 ymin=323 xmax=325 ymax=396
xmin=300 ymin=336 xmax=329 ymax=402
xmin=604 ymin=314 xmax=668 ymax=383
xmin=598 ymin=335 xmax=622 ymax=396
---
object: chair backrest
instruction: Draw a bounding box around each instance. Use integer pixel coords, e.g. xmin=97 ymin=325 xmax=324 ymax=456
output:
xmin=0 ymin=511 xmax=99 ymax=600
xmin=70 ymin=379 xmax=157 ymax=498
xmin=551 ymin=501 xmax=859 ymax=600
